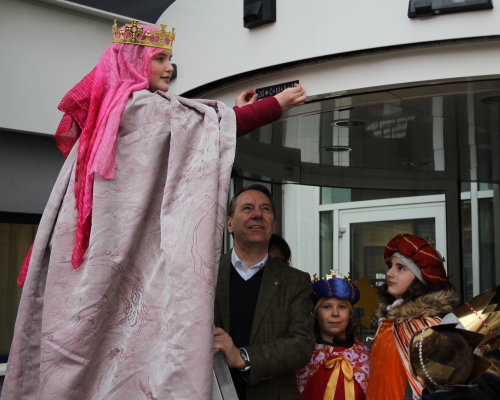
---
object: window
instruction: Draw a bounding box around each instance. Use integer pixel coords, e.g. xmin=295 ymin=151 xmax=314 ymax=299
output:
xmin=0 ymin=213 xmax=39 ymax=364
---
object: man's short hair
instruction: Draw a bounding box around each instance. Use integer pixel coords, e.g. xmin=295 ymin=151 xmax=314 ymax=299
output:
xmin=227 ymin=184 xmax=275 ymax=217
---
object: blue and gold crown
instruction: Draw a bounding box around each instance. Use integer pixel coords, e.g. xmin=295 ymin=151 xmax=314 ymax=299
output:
xmin=311 ymin=270 xmax=360 ymax=306
xmin=112 ymin=19 xmax=175 ymax=50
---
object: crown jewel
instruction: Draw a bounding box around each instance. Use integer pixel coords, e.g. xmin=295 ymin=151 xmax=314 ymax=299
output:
xmin=112 ymin=19 xmax=175 ymax=50
xmin=312 ymin=270 xmax=350 ymax=284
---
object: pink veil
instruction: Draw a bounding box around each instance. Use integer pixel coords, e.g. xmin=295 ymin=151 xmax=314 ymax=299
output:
xmin=18 ymin=28 xmax=165 ymax=286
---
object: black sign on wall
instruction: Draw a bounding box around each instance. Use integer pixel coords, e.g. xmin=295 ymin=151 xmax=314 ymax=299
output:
xmin=255 ymin=80 xmax=299 ymax=100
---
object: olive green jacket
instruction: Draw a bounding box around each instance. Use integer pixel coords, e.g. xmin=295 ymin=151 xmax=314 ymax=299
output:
xmin=214 ymin=252 xmax=315 ymax=400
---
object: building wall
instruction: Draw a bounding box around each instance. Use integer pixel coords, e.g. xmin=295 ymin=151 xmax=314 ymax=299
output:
xmin=0 ymin=132 xmax=64 ymax=214
xmin=0 ymin=0 xmax=130 ymax=213
xmin=160 ymin=0 xmax=500 ymax=295
xmin=163 ymin=0 xmax=500 ymax=97
xmin=0 ymin=0 xmax=117 ymax=136
xmin=3 ymin=0 xmax=499 ymax=136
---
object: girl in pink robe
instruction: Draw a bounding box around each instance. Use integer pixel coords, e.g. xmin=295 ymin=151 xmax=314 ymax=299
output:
xmin=2 ymin=20 xmax=305 ymax=400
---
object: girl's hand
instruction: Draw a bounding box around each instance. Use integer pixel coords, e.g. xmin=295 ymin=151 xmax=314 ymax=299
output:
xmin=235 ymin=90 xmax=258 ymax=107
xmin=274 ymin=84 xmax=306 ymax=112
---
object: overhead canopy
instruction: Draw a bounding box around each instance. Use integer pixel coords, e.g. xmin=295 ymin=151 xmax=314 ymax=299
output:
xmin=67 ymin=0 xmax=175 ymax=23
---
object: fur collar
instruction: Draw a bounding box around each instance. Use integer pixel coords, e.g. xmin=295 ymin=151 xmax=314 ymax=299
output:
xmin=375 ymin=290 xmax=460 ymax=324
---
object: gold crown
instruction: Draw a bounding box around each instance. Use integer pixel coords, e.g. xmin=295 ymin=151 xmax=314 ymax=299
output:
xmin=410 ymin=325 xmax=491 ymax=387
xmin=312 ymin=270 xmax=351 ymax=284
xmin=453 ymin=290 xmax=500 ymax=353
xmin=112 ymin=19 xmax=175 ymax=50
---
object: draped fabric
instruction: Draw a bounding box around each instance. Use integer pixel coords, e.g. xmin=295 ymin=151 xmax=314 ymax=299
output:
xmin=393 ymin=316 xmax=443 ymax=399
xmin=1 ymin=90 xmax=236 ymax=399
xmin=18 ymin=38 xmax=164 ymax=286
xmin=297 ymin=340 xmax=370 ymax=400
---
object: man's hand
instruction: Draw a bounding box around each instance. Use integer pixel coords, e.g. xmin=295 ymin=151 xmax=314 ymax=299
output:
xmin=274 ymin=84 xmax=306 ymax=112
xmin=213 ymin=327 xmax=245 ymax=369
xmin=235 ymin=90 xmax=258 ymax=107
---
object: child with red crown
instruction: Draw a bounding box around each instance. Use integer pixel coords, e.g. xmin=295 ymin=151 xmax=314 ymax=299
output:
xmin=2 ymin=20 xmax=306 ymax=400
xmin=365 ymin=234 xmax=460 ymax=400
xmin=297 ymin=273 xmax=370 ymax=400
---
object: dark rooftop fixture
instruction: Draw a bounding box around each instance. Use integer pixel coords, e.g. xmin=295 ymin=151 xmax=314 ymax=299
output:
xmin=66 ymin=0 xmax=176 ymax=23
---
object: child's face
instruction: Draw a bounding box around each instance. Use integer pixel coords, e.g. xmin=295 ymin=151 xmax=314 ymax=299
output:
xmin=316 ymin=297 xmax=350 ymax=342
xmin=269 ymin=246 xmax=287 ymax=263
xmin=149 ymin=50 xmax=173 ymax=92
xmin=386 ymin=256 xmax=416 ymax=299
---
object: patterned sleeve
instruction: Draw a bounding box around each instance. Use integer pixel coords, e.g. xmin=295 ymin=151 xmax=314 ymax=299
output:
xmin=393 ymin=316 xmax=442 ymax=398
xmin=351 ymin=340 xmax=371 ymax=393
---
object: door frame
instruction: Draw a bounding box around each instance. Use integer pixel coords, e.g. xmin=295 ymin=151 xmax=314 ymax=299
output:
xmin=319 ymin=194 xmax=447 ymax=276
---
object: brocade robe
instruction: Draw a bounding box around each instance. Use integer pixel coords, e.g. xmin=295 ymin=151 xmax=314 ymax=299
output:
xmin=1 ymin=91 xmax=236 ymax=400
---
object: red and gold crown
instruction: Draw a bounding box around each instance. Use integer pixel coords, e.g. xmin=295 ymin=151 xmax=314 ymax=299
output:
xmin=112 ymin=19 xmax=175 ymax=50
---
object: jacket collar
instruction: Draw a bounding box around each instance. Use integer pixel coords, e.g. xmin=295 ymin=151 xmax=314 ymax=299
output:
xmin=375 ymin=289 xmax=459 ymax=324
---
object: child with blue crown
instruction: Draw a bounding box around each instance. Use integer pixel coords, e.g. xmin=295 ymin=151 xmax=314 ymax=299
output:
xmin=297 ymin=273 xmax=370 ymax=400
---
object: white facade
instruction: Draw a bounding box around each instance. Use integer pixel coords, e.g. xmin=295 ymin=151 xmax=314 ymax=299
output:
xmin=160 ymin=0 xmax=500 ymax=296
xmin=0 ymin=0 xmax=121 ymax=136
xmin=2 ymin=0 xmax=499 ymax=134
xmin=163 ymin=0 xmax=500 ymax=101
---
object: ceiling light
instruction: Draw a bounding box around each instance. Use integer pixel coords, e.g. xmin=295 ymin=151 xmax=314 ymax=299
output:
xmin=480 ymin=95 xmax=500 ymax=105
xmin=321 ymin=145 xmax=353 ymax=152
xmin=331 ymin=119 xmax=365 ymax=127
